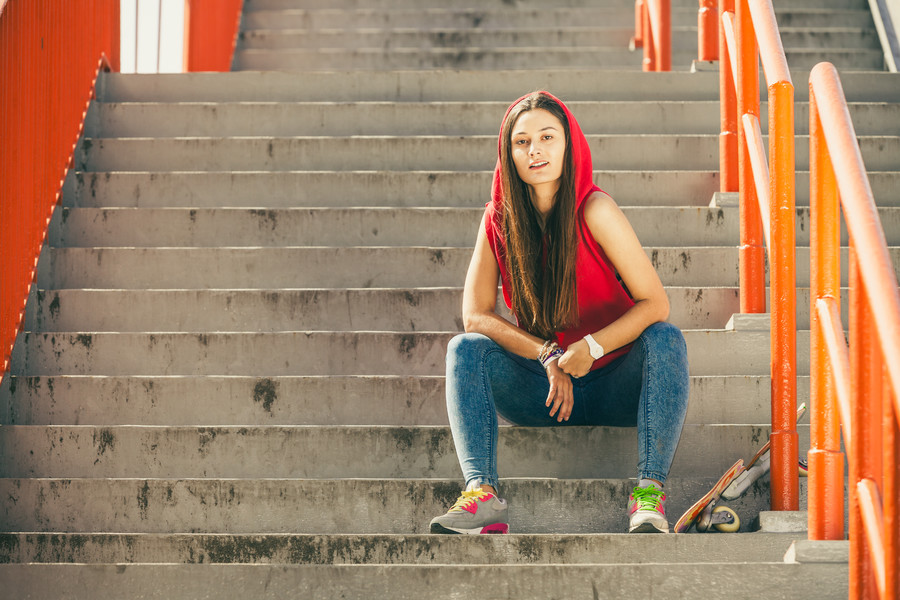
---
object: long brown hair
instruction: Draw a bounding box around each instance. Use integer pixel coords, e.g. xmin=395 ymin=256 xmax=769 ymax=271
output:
xmin=499 ymin=92 xmax=578 ymax=339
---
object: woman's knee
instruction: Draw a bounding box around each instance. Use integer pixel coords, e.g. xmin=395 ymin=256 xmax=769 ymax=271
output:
xmin=641 ymin=322 xmax=687 ymax=355
xmin=446 ymin=332 xmax=497 ymax=368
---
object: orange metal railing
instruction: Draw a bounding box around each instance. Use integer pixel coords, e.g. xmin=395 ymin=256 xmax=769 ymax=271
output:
xmin=808 ymin=62 xmax=900 ymax=600
xmin=719 ymin=0 xmax=798 ymax=510
xmin=0 ymin=0 xmax=120 ymax=376
xmin=698 ymin=0 xmax=718 ymax=61
xmin=183 ymin=0 xmax=244 ymax=72
xmin=632 ymin=0 xmax=671 ymax=71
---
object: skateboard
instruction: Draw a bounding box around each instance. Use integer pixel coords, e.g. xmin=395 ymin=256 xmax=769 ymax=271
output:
xmin=673 ymin=459 xmax=744 ymax=533
xmin=674 ymin=403 xmax=809 ymax=534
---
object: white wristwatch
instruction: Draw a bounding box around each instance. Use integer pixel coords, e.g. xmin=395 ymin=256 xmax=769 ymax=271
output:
xmin=583 ymin=334 xmax=605 ymax=360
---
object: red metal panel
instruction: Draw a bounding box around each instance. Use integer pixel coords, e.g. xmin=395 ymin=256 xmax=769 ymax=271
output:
xmin=184 ymin=0 xmax=244 ymax=72
xmin=1 ymin=0 xmax=119 ymax=376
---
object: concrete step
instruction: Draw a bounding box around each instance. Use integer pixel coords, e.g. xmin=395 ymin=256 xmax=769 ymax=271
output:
xmin=77 ymin=135 xmax=900 ymax=172
xmin=0 ymin=477 xmax=808 ymax=534
xmin=233 ymin=46 xmax=884 ymax=71
xmin=89 ymin=101 xmax=900 ymax=137
xmin=0 ymin=561 xmax=847 ymax=600
xmin=239 ymin=7 xmax=874 ymax=31
xmin=237 ymin=27 xmax=880 ymax=52
xmin=39 ymin=246 xmax=900 ymax=290
xmin=236 ymin=47 xmax=642 ymax=72
xmin=20 ymin=286 xmax=734 ymax=332
xmin=778 ymin=26 xmax=882 ymax=49
xmin=49 ymin=206 xmax=900 ymax=248
xmin=0 ymin=531 xmax=811 ymax=564
xmin=97 ymin=71 xmax=900 ymax=103
xmin=244 ymin=0 xmax=868 ymax=9
xmin=69 ymin=170 xmax=900 ymax=209
xmin=9 ymin=329 xmax=808 ymax=377
xmin=91 ymin=101 xmax=726 ymax=137
xmin=18 ymin=284 xmax=862 ymax=334
xmin=0 ymin=423 xmax=811 ymax=479
xmin=69 ymin=170 xmax=724 ymax=208
xmin=49 ymin=207 xmax=735 ymax=247
xmin=1 ymin=374 xmax=808 ymax=427
xmin=237 ymin=26 xmax=694 ymax=51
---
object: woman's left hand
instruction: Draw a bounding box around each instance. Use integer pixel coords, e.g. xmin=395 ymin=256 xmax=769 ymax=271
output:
xmin=557 ymin=339 xmax=594 ymax=379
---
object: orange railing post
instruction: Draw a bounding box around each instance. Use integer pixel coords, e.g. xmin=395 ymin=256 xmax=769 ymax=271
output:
xmin=184 ymin=0 xmax=244 ymax=72
xmin=639 ymin=0 xmax=670 ymax=72
xmin=749 ymin=0 xmax=798 ymax=512
xmin=850 ymin=248 xmax=883 ymax=599
xmin=658 ymin=0 xmax=671 ymax=71
xmin=884 ymin=373 xmax=899 ymax=599
xmin=809 ymin=61 xmax=900 ymax=600
xmin=735 ymin=0 xmax=765 ymax=313
xmin=642 ymin=1 xmax=655 ymax=72
xmin=699 ymin=0 xmax=718 ymax=61
xmin=720 ymin=0 xmax=798 ymax=510
xmin=808 ymin=74 xmax=846 ymax=540
xmin=0 ymin=0 xmax=119 ymax=377
xmin=633 ymin=0 xmax=645 ymax=49
xmin=718 ymin=0 xmax=738 ymax=192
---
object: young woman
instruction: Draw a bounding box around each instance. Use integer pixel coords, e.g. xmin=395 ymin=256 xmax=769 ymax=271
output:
xmin=429 ymin=91 xmax=690 ymax=535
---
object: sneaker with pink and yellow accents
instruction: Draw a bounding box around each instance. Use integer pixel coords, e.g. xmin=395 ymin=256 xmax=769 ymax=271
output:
xmin=429 ymin=488 xmax=509 ymax=534
xmin=628 ymin=484 xmax=669 ymax=533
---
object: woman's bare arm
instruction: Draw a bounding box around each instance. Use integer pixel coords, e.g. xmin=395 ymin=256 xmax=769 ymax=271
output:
xmin=461 ymin=215 xmax=547 ymax=358
xmin=462 ymin=215 xmax=575 ymax=421
xmin=557 ymin=192 xmax=670 ymax=377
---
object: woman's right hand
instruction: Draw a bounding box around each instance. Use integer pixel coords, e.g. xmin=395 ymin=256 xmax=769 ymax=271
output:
xmin=545 ymin=361 xmax=573 ymax=422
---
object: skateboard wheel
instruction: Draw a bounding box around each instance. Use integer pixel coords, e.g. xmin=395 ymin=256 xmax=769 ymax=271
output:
xmin=712 ymin=506 xmax=740 ymax=532
xmin=695 ymin=505 xmax=714 ymax=532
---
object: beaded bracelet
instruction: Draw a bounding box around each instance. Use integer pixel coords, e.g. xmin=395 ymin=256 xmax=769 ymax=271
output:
xmin=537 ymin=340 xmax=558 ymax=363
xmin=540 ymin=347 xmax=565 ymax=369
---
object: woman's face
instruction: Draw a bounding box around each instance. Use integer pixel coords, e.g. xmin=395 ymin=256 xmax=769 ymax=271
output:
xmin=510 ymin=108 xmax=566 ymax=191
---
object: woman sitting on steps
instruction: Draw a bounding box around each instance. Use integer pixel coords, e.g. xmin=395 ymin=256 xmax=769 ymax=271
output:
xmin=430 ymin=91 xmax=690 ymax=535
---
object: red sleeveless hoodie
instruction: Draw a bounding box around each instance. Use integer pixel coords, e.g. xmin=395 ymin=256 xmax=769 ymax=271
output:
xmin=484 ymin=91 xmax=635 ymax=371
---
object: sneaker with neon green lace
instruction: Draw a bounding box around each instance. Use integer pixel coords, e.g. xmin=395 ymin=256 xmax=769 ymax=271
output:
xmin=429 ymin=488 xmax=509 ymax=534
xmin=628 ymin=484 xmax=669 ymax=533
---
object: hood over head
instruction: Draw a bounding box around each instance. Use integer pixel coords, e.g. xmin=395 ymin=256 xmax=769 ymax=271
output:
xmin=490 ymin=90 xmax=598 ymax=213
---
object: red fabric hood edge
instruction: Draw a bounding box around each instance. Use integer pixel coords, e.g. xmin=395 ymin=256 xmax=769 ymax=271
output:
xmin=489 ymin=91 xmax=599 ymax=213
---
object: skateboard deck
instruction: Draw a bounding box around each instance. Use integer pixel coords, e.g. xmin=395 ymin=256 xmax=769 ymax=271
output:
xmin=676 ymin=403 xmax=810 ymax=532
xmin=673 ymin=459 xmax=743 ymax=534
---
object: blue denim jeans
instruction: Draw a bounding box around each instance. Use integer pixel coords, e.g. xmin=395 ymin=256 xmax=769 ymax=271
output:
xmin=445 ymin=322 xmax=690 ymax=492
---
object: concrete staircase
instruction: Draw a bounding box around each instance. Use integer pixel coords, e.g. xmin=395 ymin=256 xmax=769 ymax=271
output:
xmin=1 ymin=0 xmax=898 ymax=596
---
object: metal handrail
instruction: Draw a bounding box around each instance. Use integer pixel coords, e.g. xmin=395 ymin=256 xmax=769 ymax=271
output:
xmin=719 ymin=0 xmax=798 ymax=511
xmin=632 ymin=0 xmax=671 ymax=71
xmin=809 ymin=61 xmax=900 ymax=599
xmin=698 ymin=0 xmax=718 ymax=61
